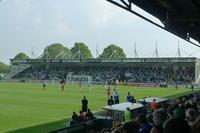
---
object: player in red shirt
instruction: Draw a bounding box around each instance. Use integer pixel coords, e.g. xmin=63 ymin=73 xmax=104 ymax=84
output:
xmin=79 ymin=80 xmax=82 ymax=90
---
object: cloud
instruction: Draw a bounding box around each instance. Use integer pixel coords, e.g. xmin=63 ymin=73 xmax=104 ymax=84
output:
xmin=93 ymin=0 xmax=121 ymax=26
xmin=53 ymin=15 xmax=71 ymax=36
xmin=88 ymin=0 xmax=143 ymax=29
xmin=13 ymin=0 xmax=35 ymax=21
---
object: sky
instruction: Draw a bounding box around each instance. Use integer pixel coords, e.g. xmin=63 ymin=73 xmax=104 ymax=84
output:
xmin=0 ymin=0 xmax=200 ymax=64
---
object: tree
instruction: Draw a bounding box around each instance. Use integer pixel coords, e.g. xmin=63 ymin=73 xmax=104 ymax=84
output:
xmin=0 ymin=62 xmax=10 ymax=72
xmin=14 ymin=52 xmax=29 ymax=60
xmin=71 ymin=42 xmax=93 ymax=59
xmin=99 ymin=44 xmax=126 ymax=59
xmin=41 ymin=43 xmax=71 ymax=59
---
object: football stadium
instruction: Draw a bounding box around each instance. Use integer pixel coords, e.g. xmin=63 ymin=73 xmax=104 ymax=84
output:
xmin=1 ymin=0 xmax=200 ymax=133
xmin=1 ymin=57 xmax=199 ymax=133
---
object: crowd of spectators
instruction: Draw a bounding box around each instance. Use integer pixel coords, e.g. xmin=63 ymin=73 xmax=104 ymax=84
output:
xmin=87 ymin=91 xmax=200 ymax=133
xmin=14 ymin=66 xmax=195 ymax=84
xmin=70 ymin=109 xmax=95 ymax=126
xmin=70 ymin=96 xmax=95 ymax=126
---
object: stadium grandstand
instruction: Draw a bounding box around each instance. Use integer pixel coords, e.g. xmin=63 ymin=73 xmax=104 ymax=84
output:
xmin=10 ymin=57 xmax=200 ymax=85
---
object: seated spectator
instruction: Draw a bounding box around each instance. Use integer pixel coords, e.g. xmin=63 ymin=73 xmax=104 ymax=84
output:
xmin=197 ymin=101 xmax=200 ymax=114
xmin=137 ymin=113 xmax=152 ymax=133
xmin=88 ymin=130 xmax=96 ymax=133
xmin=163 ymin=105 xmax=175 ymax=128
xmin=192 ymin=115 xmax=200 ymax=133
xmin=164 ymin=118 xmax=191 ymax=133
xmin=185 ymin=108 xmax=197 ymax=126
xmin=123 ymin=120 xmax=139 ymax=133
xmin=70 ymin=111 xmax=78 ymax=125
xmin=173 ymin=107 xmax=185 ymax=120
xmin=150 ymin=109 xmax=166 ymax=133
xmin=111 ymin=128 xmax=121 ymax=133
xmin=86 ymin=108 xmax=94 ymax=120
xmin=78 ymin=110 xmax=86 ymax=123
xmin=146 ymin=113 xmax=154 ymax=126
xmin=176 ymin=97 xmax=181 ymax=104
xmin=100 ymin=128 xmax=111 ymax=133
xmin=185 ymin=102 xmax=192 ymax=111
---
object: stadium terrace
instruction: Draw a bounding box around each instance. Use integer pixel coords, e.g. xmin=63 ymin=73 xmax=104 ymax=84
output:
xmin=10 ymin=57 xmax=200 ymax=85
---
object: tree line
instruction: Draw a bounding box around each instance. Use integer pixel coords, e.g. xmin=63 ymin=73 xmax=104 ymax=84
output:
xmin=13 ymin=42 xmax=126 ymax=60
xmin=0 ymin=62 xmax=9 ymax=72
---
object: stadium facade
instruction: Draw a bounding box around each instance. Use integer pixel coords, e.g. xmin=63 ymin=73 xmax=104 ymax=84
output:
xmin=10 ymin=57 xmax=200 ymax=84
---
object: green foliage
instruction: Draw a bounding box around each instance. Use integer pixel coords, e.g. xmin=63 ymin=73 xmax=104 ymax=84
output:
xmin=0 ymin=62 xmax=10 ymax=72
xmin=42 ymin=43 xmax=71 ymax=59
xmin=14 ymin=53 xmax=29 ymax=60
xmin=71 ymin=42 xmax=93 ymax=59
xmin=99 ymin=44 xmax=126 ymax=59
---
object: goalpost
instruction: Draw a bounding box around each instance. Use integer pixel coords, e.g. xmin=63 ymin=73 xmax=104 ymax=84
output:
xmin=66 ymin=75 xmax=92 ymax=91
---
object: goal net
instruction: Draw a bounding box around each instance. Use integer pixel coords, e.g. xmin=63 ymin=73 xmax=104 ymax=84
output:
xmin=66 ymin=75 xmax=92 ymax=88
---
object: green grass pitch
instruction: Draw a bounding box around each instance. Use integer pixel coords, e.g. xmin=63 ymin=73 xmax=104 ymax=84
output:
xmin=0 ymin=82 xmax=192 ymax=133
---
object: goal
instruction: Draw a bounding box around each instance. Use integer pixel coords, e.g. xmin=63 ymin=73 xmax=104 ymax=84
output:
xmin=66 ymin=75 xmax=92 ymax=88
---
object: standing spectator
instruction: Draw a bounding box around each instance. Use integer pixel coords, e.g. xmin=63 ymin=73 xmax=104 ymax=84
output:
xmin=114 ymin=91 xmax=119 ymax=104
xmin=127 ymin=92 xmax=132 ymax=102
xmin=151 ymin=99 xmax=157 ymax=111
xmin=81 ymin=96 xmax=88 ymax=112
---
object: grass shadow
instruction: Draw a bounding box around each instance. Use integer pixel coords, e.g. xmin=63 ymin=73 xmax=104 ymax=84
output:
xmin=7 ymin=118 xmax=70 ymax=133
